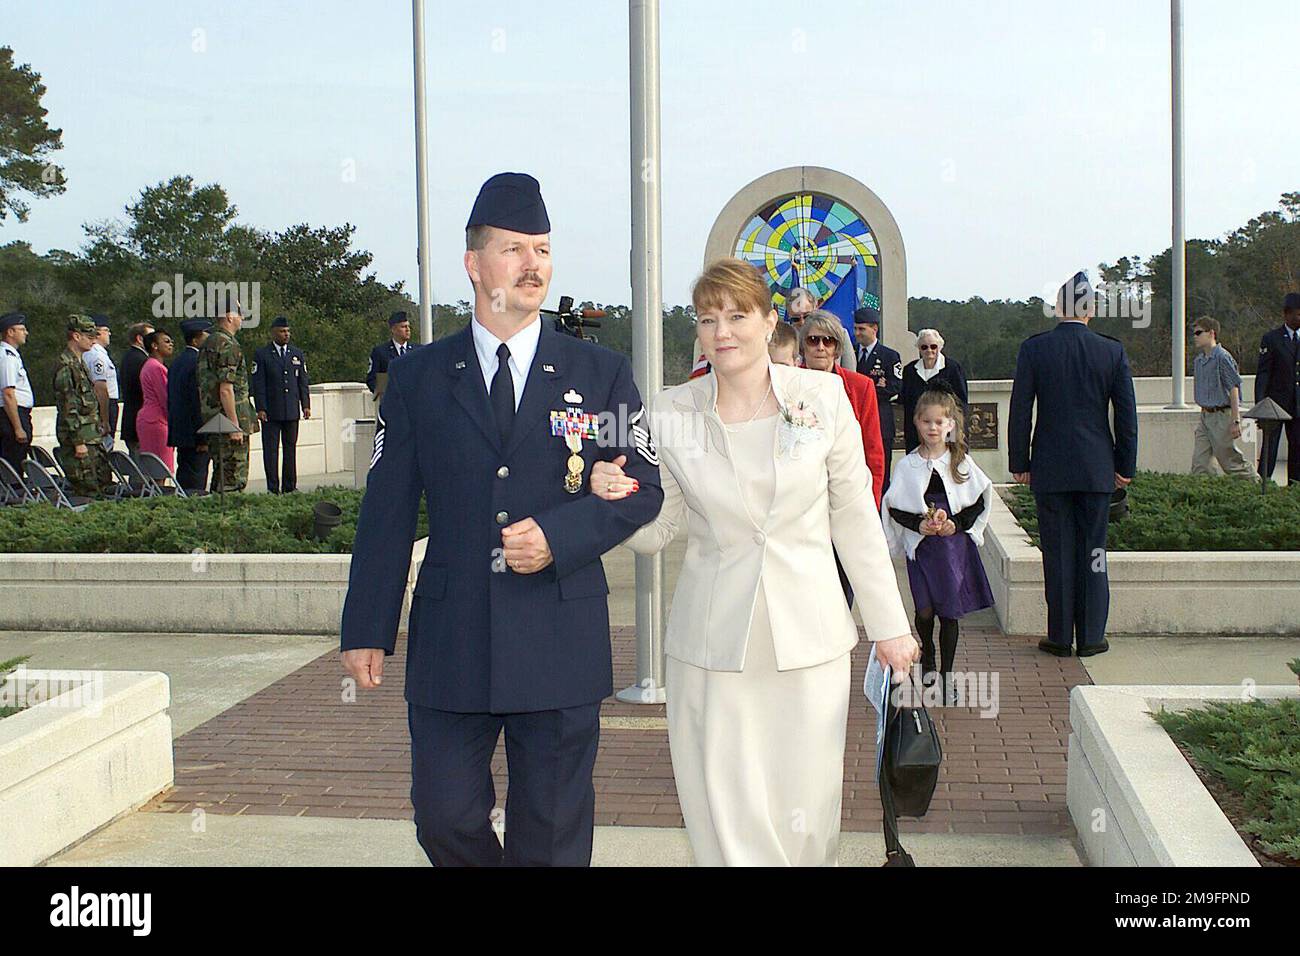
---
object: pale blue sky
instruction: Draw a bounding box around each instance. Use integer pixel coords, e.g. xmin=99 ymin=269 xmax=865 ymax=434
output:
xmin=4 ymin=0 xmax=1298 ymax=310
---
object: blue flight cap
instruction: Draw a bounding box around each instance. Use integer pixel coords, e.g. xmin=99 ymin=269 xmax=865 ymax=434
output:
xmin=389 ymin=311 xmax=409 ymax=327
xmin=270 ymin=316 xmax=289 ymax=328
xmin=853 ymin=306 xmax=881 ymax=325
xmin=1283 ymin=292 xmax=1300 ymax=312
xmin=180 ymin=318 xmax=213 ymax=336
xmin=1057 ymin=270 xmax=1094 ymax=317
xmin=0 ymin=311 xmax=27 ymax=332
xmin=466 ymin=172 xmax=550 ymax=235
xmin=91 ymin=313 xmax=111 ymax=329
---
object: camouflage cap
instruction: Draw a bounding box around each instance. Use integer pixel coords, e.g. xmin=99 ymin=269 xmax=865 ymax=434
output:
xmin=67 ymin=314 xmax=97 ymax=334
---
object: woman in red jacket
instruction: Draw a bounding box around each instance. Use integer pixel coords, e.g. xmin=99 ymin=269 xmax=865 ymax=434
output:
xmin=799 ymin=311 xmax=885 ymax=508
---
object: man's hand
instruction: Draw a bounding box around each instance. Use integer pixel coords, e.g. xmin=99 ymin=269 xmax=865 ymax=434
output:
xmin=1013 ymin=472 xmax=1030 ymax=485
xmin=74 ymin=443 xmax=87 ymax=459
xmin=1114 ymin=473 xmax=1132 ymax=489
xmin=877 ymin=633 xmax=920 ymax=672
xmin=257 ymin=410 xmax=268 ymax=423
xmin=341 ymin=648 xmax=385 ymax=689
xmin=230 ymin=431 xmax=244 ymax=444
xmin=501 ymin=517 xmax=554 ymax=574
xmin=303 ymin=407 xmax=312 ymax=420
xmin=14 ymin=426 xmax=26 ymax=443
xmin=196 ymin=442 xmax=207 ymax=453
xmin=1229 ymin=421 xmax=1241 ymax=440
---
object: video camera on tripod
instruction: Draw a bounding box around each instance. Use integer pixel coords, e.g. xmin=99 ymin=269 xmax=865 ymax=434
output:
xmin=542 ymin=296 xmax=605 ymax=342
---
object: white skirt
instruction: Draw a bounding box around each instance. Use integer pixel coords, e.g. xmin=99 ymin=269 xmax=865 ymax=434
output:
xmin=665 ymin=587 xmax=851 ymax=866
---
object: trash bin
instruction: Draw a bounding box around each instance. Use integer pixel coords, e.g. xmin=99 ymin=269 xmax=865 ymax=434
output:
xmin=352 ymin=418 xmax=376 ymax=489
xmin=312 ymin=500 xmax=343 ymax=541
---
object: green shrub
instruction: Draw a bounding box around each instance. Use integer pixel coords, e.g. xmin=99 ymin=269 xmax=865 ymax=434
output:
xmin=0 ymin=487 xmax=429 ymax=554
xmin=1154 ymin=699 xmax=1300 ymax=863
xmin=0 ymin=655 xmax=31 ymax=720
xmin=1001 ymin=472 xmax=1300 ymax=551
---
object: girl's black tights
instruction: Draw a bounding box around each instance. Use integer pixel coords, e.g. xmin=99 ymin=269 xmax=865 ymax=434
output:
xmin=914 ymin=608 xmax=959 ymax=682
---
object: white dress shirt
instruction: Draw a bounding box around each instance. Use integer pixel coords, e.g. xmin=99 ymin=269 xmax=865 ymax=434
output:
xmin=470 ymin=315 xmax=542 ymax=413
xmin=0 ymin=342 xmax=34 ymax=407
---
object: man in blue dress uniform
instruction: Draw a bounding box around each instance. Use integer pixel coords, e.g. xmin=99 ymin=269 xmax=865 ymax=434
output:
xmin=853 ymin=305 xmax=903 ymax=502
xmin=251 ymin=316 xmax=312 ymax=494
xmin=367 ymin=311 xmax=417 ymax=396
xmin=167 ymin=318 xmax=212 ymax=492
xmin=1254 ymin=292 xmax=1300 ymax=484
xmin=1009 ymin=271 xmax=1138 ymax=658
xmin=340 ymin=172 xmax=664 ymax=866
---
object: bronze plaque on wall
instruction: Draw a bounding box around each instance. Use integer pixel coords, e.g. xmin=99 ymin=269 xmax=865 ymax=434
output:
xmin=893 ymin=402 xmax=999 ymax=450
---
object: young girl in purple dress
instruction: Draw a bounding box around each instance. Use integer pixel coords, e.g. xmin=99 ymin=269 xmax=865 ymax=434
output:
xmin=882 ymin=389 xmax=995 ymax=704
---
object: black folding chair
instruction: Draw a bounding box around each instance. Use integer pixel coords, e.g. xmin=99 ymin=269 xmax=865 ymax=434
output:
xmin=108 ymin=450 xmax=154 ymax=498
xmin=0 ymin=457 xmax=35 ymax=505
xmin=23 ymin=460 xmax=91 ymax=511
xmin=30 ymin=444 xmax=65 ymax=478
xmin=138 ymin=452 xmax=186 ymax=497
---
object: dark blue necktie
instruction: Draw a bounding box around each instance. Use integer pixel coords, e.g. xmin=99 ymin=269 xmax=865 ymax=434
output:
xmin=490 ymin=343 xmax=514 ymax=443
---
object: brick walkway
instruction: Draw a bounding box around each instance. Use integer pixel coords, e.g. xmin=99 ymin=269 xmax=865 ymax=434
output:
xmin=148 ymin=626 xmax=1089 ymax=836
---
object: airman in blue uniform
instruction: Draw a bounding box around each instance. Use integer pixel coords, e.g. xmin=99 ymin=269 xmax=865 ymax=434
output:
xmin=367 ymin=312 xmax=418 ymax=396
xmin=340 ymin=172 xmax=663 ymax=866
xmin=854 ymin=305 xmax=903 ymax=502
xmin=1009 ymin=271 xmax=1138 ymax=658
xmin=1254 ymin=292 xmax=1300 ymax=483
xmin=251 ymin=316 xmax=312 ymax=494
xmin=167 ymin=319 xmax=213 ymax=492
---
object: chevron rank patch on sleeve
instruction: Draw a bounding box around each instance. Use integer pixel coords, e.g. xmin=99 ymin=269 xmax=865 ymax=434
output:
xmin=630 ymin=405 xmax=658 ymax=465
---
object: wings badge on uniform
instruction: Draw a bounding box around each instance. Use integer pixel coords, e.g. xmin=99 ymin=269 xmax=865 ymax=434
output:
xmin=629 ymin=405 xmax=658 ymax=465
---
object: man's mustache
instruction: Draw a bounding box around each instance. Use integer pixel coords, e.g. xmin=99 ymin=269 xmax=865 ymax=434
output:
xmin=517 ymin=273 xmax=543 ymax=287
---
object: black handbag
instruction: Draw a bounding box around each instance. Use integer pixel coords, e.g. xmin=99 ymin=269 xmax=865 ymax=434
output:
xmin=880 ymin=674 xmax=943 ymax=866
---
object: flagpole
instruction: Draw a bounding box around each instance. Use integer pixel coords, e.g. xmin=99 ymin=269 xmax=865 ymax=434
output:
xmin=1168 ymin=0 xmax=1187 ymax=409
xmin=618 ymin=0 xmax=666 ymax=705
xmin=412 ymin=0 xmax=434 ymax=344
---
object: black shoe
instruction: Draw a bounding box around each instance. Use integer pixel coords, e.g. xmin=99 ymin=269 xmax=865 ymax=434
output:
xmin=1037 ymin=638 xmax=1071 ymax=657
xmin=1076 ymin=640 xmax=1110 ymax=658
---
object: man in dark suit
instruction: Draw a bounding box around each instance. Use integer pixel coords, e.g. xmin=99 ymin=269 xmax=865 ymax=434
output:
xmin=339 ymin=173 xmax=663 ymax=867
xmin=251 ymin=316 xmax=312 ymax=494
xmin=117 ymin=321 xmax=154 ymax=462
xmin=167 ymin=319 xmax=212 ymax=492
xmin=367 ymin=311 xmax=416 ymax=397
xmin=1009 ymin=271 xmax=1138 ymax=658
xmin=853 ymin=305 xmax=903 ymax=502
xmin=1254 ymin=292 xmax=1300 ymax=484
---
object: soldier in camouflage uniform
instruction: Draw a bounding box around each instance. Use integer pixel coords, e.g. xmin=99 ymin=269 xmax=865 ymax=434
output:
xmin=197 ymin=306 xmax=259 ymax=492
xmin=53 ymin=315 xmax=114 ymax=498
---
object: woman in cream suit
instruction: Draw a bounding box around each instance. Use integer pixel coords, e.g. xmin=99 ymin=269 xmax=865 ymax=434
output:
xmin=592 ymin=259 xmax=919 ymax=866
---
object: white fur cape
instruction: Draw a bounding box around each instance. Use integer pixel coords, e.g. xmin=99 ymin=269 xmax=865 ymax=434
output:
xmin=881 ymin=449 xmax=993 ymax=561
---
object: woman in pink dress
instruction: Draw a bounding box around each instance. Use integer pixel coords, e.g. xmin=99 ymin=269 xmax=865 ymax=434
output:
xmin=136 ymin=329 xmax=175 ymax=471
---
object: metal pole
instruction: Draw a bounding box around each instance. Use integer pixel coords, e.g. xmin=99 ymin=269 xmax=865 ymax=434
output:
xmin=412 ymin=0 xmax=434 ymax=344
xmin=1168 ymin=0 xmax=1187 ymax=409
xmin=617 ymin=0 xmax=666 ymax=705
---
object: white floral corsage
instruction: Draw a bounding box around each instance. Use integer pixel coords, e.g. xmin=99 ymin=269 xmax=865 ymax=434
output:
xmin=777 ymin=400 xmax=824 ymax=459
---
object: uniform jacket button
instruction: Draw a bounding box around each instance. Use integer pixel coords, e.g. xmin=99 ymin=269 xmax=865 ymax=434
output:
xmin=497 ymin=466 xmax=510 ymax=479
xmin=495 ymin=511 xmax=509 ymax=525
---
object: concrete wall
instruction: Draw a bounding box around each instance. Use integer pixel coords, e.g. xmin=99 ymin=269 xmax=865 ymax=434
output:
xmin=0 ymin=540 xmax=426 ymax=635
xmin=29 ymin=381 xmax=374 ymax=485
xmin=1068 ymin=684 xmax=1297 ymax=866
xmin=0 ymin=670 xmax=173 ymax=866
xmin=980 ymin=491 xmax=1300 ymax=635
xmin=28 ymin=375 xmax=1282 ymax=487
xmin=954 ymin=375 xmax=1267 ymax=483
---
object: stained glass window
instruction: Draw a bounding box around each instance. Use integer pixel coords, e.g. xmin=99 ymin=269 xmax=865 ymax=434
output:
xmin=733 ymin=193 xmax=881 ymax=320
